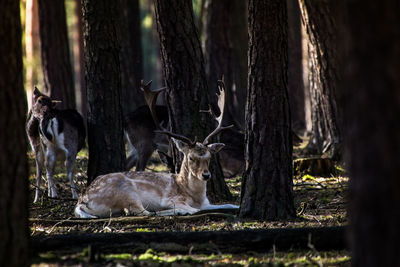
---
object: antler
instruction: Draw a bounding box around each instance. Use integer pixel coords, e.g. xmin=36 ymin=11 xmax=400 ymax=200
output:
xmin=141 ymin=80 xmax=197 ymax=147
xmin=202 ymin=79 xmax=234 ymax=145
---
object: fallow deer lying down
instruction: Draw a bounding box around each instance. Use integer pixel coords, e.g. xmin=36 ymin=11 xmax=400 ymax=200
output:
xmin=74 ymin=81 xmax=239 ymax=218
xmin=124 ymin=80 xmax=245 ymax=177
xmin=27 ymin=86 xmax=86 ymax=202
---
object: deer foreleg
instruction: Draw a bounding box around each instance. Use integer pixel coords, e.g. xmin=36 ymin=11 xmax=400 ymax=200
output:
xmin=33 ymin=147 xmax=44 ymax=203
xmin=65 ymin=153 xmax=78 ymax=199
xmin=45 ymin=147 xmax=58 ymax=198
xmin=155 ymin=204 xmax=199 ymax=216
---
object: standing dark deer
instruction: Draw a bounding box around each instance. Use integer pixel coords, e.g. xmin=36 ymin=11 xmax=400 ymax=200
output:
xmin=124 ymin=80 xmax=245 ymax=177
xmin=74 ymin=81 xmax=238 ymax=218
xmin=27 ymin=86 xmax=85 ymax=202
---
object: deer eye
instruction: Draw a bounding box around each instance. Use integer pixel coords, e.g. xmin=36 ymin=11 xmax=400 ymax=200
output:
xmin=38 ymin=99 xmax=42 ymax=104
xmin=189 ymin=156 xmax=194 ymax=161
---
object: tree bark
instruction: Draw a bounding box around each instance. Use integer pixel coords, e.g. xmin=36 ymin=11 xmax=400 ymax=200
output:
xmin=38 ymin=0 xmax=76 ymax=109
xmin=299 ymin=0 xmax=344 ymax=159
xmin=25 ymin=0 xmax=41 ymax=110
xmin=0 ymin=1 xmax=30 ymax=265
xmin=240 ymin=0 xmax=295 ymax=220
xmin=31 ymin=227 xmax=347 ymax=254
xmin=82 ymin=0 xmax=126 ymax=184
xmin=287 ymin=0 xmax=306 ymax=133
xmin=154 ymin=0 xmax=231 ymax=202
xmin=73 ymin=0 xmax=87 ymax=123
xmin=119 ymin=0 xmax=145 ymax=115
xmin=204 ymin=0 xmax=248 ymax=130
xmin=343 ymin=1 xmax=400 ymax=266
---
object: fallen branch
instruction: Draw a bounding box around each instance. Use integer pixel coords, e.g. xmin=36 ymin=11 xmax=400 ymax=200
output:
xmin=31 ymin=226 xmax=347 ymax=254
xmin=29 ymin=212 xmax=235 ymax=227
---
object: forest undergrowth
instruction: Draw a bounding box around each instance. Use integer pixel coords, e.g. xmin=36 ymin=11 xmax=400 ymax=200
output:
xmin=28 ymin=148 xmax=350 ymax=266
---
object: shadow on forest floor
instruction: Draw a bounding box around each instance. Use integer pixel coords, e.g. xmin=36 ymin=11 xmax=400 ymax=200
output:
xmin=28 ymin=149 xmax=350 ymax=266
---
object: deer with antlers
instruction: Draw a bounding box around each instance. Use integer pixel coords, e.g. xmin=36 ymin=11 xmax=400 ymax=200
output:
xmin=124 ymin=81 xmax=245 ymax=177
xmin=74 ymin=81 xmax=239 ymax=218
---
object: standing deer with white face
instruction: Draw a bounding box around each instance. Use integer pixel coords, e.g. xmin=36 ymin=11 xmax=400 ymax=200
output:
xmin=74 ymin=81 xmax=239 ymax=218
xmin=27 ymin=86 xmax=86 ymax=202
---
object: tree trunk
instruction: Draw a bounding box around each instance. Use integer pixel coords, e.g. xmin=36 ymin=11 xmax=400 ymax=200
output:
xmin=73 ymin=0 xmax=87 ymax=123
xmin=154 ymin=0 xmax=231 ymax=202
xmin=25 ymin=0 xmax=41 ymax=110
xmin=287 ymin=0 xmax=306 ymax=134
xmin=343 ymin=1 xmax=400 ymax=266
xmin=119 ymin=0 xmax=145 ymax=115
xmin=38 ymin=0 xmax=76 ymax=109
xmin=240 ymin=0 xmax=295 ymax=220
xmin=82 ymin=0 xmax=126 ymax=184
xmin=299 ymin=0 xmax=343 ymax=159
xmin=204 ymin=0 xmax=248 ymax=130
xmin=0 ymin=1 xmax=30 ymax=265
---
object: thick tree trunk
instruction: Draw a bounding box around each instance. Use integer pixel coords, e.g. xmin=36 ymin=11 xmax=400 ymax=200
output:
xmin=119 ymin=0 xmax=145 ymax=115
xmin=0 ymin=1 xmax=30 ymax=266
xmin=343 ymin=1 xmax=400 ymax=266
xmin=154 ymin=0 xmax=231 ymax=202
xmin=25 ymin=0 xmax=41 ymax=110
xmin=287 ymin=0 xmax=305 ymax=134
xmin=299 ymin=0 xmax=343 ymax=159
xmin=240 ymin=0 xmax=295 ymax=220
xmin=38 ymin=0 xmax=75 ymax=109
xmin=82 ymin=0 xmax=126 ymax=184
xmin=73 ymin=0 xmax=87 ymax=123
xmin=204 ymin=0 xmax=247 ymax=130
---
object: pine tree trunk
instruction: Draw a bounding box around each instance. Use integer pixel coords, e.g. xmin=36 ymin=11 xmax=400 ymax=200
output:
xmin=119 ymin=0 xmax=145 ymax=115
xmin=73 ymin=0 xmax=87 ymax=123
xmin=38 ymin=0 xmax=76 ymax=109
xmin=299 ymin=0 xmax=343 ymax=159
xmin=25 ymin=0 xmax=41 ymax=110
xmin=204 ymin=0 xmax=247 ymax=130
xmin=240 ymin=0 xmax=295 ymax=220
xmin=287 ymin=0 xmax=305 ymax=133
xmin=344 ymin=1 xmax=400 ymax=266
xmin=82 ymin=0 xmax=126 ymax=184
xmin=0 ymin=1 xmax=29 ymax=265
xmin=154 ymin=0 xmax=231 ymax=202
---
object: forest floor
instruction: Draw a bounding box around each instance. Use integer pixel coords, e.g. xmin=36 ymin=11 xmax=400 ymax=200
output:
xmin=29 ymin=147 xmax=350 ymax=267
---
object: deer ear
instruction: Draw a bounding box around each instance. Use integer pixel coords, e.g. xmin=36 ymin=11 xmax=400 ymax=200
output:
xmin=172 ymin=138 xmax=189 ymax=154
xmin=207 ymin=143 xmax=225 ymax=154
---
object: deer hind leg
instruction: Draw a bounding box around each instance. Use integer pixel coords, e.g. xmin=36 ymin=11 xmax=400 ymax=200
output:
xmin=45 ymin=146 xmax=58 ymax=198
xmin=65 ymin=151 xmax=79 ymax=199
xmin=33 ymin=147 xmax=44 ymax=203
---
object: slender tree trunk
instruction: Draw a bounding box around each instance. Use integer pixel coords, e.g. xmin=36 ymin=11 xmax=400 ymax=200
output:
xmin=299 ymin=0 xmax=343 ymax=159
xmin=204 ymin=0 xmax=247 ymax=130
xmin=119 ymin=0 xmax=145 ymax=115
xmin=25 ymin=0 xmax=41 ymax=110
xmin=287 ymin=0 xmax=305 ymax=134
xmin=0 ymin=1 xmax=30 ymax=265
xmin=82 ymin=0 xmax=125 ymax=184
xmin=38 ymin=0 xmax=76 ymax=109
xmin=343 ymin=1 xmax=400 ymax=266
xmin=154 ymin=0 xmax=231 ymax=202
xmin=240 ymin=0 xmax=295 ymax=220
xmin=73 ymin=0 xmax=87 ymax=123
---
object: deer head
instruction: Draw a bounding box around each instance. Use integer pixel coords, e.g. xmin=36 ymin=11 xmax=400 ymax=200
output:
xmin=31 ymin=86 xmax=61 ymax=119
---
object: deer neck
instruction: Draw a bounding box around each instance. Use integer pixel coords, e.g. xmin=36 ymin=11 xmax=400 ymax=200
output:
xmin=175 ymin=158 xmax=207 ymax=203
